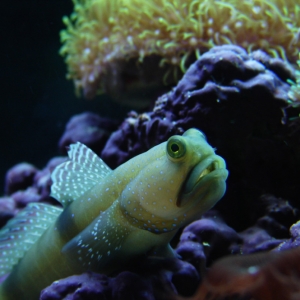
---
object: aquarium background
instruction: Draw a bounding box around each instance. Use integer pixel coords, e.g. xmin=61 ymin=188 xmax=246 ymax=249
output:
xmin=0 ymin=0 xmax=129 ymax=194
xmin=1 ymin=1 xmax=300 ymax=298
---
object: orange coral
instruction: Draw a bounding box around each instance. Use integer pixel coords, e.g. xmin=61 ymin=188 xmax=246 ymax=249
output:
xmin=186 ymin=247 xmax=300 ymax=300
xmin=60 ymin=0 xmax=300 ymax=99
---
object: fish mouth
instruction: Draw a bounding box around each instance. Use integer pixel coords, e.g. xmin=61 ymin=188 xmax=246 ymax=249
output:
xmin=178 ymin=155 xmax=228 ymax=206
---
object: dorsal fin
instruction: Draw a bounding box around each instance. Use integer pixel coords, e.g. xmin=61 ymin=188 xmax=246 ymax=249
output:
xmin=50 ymin=142 xmax=112 ymax=207
xmin=0 ymin=203 xmax=62 ymax=275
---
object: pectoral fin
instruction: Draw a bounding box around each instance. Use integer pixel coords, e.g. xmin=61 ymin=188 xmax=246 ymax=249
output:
xmin=62 ymin=202 xmax=131 ymax=270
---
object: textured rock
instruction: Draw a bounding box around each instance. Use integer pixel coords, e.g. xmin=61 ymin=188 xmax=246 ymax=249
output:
xmin=11 ymin=187 xmax=42 ymax=208
xmin=0 ymin=197 xmax=16 ymax=228
xmin=33 ymin=156 xmax=67 ymax=202
xmin=177 ymin=213 xmax=241 ymax=266
xmin=5 ymin=163 xmax=38 ymax=195
xmin=102 ymin=45 xmax=299 ymax=233
xmin=40 ymin=272 xmax=110 ymax=300
xmin=39 ymin=259 xmax=200 ymax=300
xmin=58 ymin=112 xmax=119 ymax=155
xmin=102 ymin=45 xmax=295 ymax=169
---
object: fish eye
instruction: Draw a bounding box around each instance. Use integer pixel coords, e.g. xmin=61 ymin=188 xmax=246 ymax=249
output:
xmin=167 ymin=137 xmax=186 ymax=160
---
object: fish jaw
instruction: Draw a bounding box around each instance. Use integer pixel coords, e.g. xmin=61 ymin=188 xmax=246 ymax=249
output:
xmin=177 ymin=154 xmax=228 ymax=214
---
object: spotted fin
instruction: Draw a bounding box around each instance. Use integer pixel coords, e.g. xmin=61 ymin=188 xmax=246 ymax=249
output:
xmin=62 ymin=201 xmax=130 ymax=269
xmin=51 ymin=142 xmax=112 ymax=207
xmin=0 ymin=203 xmax=62 ymax=276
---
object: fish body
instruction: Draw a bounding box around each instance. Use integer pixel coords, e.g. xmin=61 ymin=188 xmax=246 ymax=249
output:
xmin=0 ymin=128 xmax=228 ymax=299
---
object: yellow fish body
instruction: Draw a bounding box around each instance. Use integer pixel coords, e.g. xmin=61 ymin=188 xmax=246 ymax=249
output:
xmin=0 ymin=128 xmax=228 ymax=299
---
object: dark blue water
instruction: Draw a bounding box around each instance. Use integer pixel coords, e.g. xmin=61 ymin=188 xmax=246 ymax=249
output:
xmin=0 ymin=0 xmax=128 ymax=194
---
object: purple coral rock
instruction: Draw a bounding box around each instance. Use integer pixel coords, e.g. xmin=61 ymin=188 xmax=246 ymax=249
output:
xmin=175 ymin=238 xmax=206 ymax=272
xmin=275 ymin=222 xmax=300 ymax=252
xmin=102 ymin=46 xmax=294 ymax=168
xmin=178 ymin=214 xmax=240 ymax=264
xmin=5 ymin=162 xmax=38 ymax=195
xmin=59 ymin=112 xmax=119 ymax=155
xmin=170 ymin=260 xmax=200 ymax=297
xmin=102 ymin=113 xmax=178 ymax=168
xmin=40 ymin=272 xmax=110 ymax=300
xmin=11 ymin=187 xmax=42 ymax=208
xmin=257 ymin=195 xmax=299 ymax=237
xmin=101 ymin=45 xmax=298 ymax=232
xmin=235 ymin=195 xmax=300 ymax=254
xmin=238 ymin=226 xmax=283 ymax=254
xmin=142 ymin=257 xmax=201 ymax=298
xmin=34 ymin=156 xmax=67 ymax=201
xmin=40 ymin=257 xmax=200 ymax=300
xmin=110 ymin=271 xmax=154 ymax=300
xmin=0 ymin=197 xmax=16 ymax=228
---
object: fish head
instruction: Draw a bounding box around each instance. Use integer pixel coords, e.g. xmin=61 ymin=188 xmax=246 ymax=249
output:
xmin=120 ymin=128 xmax=228 ymax=233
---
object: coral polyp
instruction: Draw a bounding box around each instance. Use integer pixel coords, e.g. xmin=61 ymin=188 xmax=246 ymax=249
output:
xmin=60 ymin=0 xmax=300 ymax=99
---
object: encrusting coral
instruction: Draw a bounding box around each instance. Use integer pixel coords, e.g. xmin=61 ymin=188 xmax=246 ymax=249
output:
xmin=60 ymin=0 xmax=300 ymax=99
xmin=58 ymin=112 xmax=119 ymax=154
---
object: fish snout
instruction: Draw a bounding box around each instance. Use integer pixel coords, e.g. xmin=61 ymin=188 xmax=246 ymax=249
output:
xmin=178 ymin=155 xmax=228 ymax=207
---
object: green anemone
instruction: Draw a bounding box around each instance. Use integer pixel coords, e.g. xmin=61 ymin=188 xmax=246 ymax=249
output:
xmin=60 ymin=0 xmax=300 ymax=100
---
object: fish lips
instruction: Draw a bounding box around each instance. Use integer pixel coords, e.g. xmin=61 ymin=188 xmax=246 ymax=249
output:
xmin=177 ymin=155 xmax=228 ymax=207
